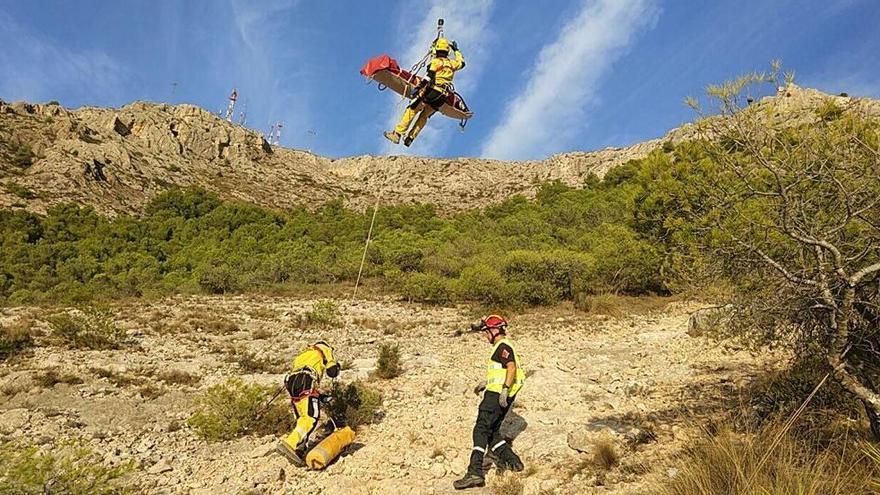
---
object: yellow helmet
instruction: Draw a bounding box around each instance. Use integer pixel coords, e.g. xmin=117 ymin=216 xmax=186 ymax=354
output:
xmin=433 ymin=37 xmax=450 ymax=53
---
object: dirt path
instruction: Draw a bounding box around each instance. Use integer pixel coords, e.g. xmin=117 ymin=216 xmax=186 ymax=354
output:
xmin=0 ymin=296 xmax=772 ymax=494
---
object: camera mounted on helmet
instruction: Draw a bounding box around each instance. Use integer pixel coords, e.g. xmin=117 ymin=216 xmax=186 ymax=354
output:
xmin=467 ymin=315 xmax=507 ymax=339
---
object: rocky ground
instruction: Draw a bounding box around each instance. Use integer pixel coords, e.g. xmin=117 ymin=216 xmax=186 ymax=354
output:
xmin=0 ymin=296 xmax=778 ymax=494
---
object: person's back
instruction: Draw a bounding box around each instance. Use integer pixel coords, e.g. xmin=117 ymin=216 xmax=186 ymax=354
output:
xmin=429 ymin=51 xmax=464 ymax=89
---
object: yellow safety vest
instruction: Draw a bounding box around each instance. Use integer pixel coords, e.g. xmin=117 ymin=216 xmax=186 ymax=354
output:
xmin=486 ymin=338 xmax=525 ymax=397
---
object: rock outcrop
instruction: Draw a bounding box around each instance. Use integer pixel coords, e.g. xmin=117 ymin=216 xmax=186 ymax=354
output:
xmin=0 ymin=85 xmax=873 ymax=216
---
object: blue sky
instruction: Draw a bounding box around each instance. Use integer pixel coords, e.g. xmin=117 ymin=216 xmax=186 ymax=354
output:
xmin=1 ymin=0 xmax=878 ymax=159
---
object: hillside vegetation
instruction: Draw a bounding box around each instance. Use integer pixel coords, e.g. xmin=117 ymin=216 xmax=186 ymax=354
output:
xmin=0 ymin=149 xmax=690 ymax=308
xmin=2 ymin=73 xmax=880 ymax=493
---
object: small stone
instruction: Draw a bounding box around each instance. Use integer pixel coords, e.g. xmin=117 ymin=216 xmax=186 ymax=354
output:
xmin=0 ymin=408 xmax=30 ymax=434
xmin=667 ymin=467 xmax=679 ymax=478
xmin=250 ymin=440 xmax=277 ymax=459
xmin=148 ymin=459 xmax=173 ymax=475
xmin=430 ymin=463 xmax=447 ymax=479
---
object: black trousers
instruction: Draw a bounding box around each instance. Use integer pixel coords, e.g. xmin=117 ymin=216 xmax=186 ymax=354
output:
xmin=467 ymin=391 xmax=517 ymax=475
xmin=408 ymin=86 xmax=447 ymax=111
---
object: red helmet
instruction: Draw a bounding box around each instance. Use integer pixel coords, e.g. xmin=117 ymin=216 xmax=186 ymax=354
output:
xmin=484 ymin=315 xmax=507 ymax=331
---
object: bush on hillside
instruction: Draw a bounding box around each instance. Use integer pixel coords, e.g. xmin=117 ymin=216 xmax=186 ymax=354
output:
xmin=0 ymin=439 xmax=135 ymax=494
xmin=187 ymin=378 xmax=293 ymax=442
xmin=0 ymin=320 xmax=33 ymax=360
xmin=48 ymin=307 xmax=126 ymax=350
xmin=325 ymin=381 xmax=383 ymax=429
xmin=374 ymin=343 xmax=402 ymax=379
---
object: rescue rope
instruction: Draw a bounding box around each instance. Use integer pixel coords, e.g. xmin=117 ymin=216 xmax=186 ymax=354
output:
xmin=351 ymin=191 xmax=382 ymax=302
xmin=351 ymin=19 xmax=444 ymax=302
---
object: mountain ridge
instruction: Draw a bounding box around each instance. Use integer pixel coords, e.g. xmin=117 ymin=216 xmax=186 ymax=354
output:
xmin=0 ymin=85 xmax=864 ymax=216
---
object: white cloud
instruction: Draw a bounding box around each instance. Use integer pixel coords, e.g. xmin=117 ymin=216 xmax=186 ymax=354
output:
xmin=380 ymin=0 xmax=494 ymax=156
xmin=481 ymin=0 xmax=659 ymax=160
xmin=228 ymin=0 xmax=305 ymax=143
xmin=0 ymin=13 xmax=128 ymax=105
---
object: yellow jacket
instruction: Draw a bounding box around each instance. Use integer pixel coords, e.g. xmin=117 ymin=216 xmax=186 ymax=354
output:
xmin=428 ymin=50 xmax=465 ymax=89
xmin=292 ymin=342 xmax=337 ymax=378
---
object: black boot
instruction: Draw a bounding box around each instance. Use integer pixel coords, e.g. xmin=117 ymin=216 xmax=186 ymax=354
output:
xmin=494 ymin=445 xmax=524 ymax=472
xmin=454 ymin=449 xmax=486 ymax=489
xmin=502 ymin=450 xmax=524 ymax=472
xmin=453 ymin=473 xmax=485 ymax=490
xmin=403 ymin=136 xmax=414 ymax=147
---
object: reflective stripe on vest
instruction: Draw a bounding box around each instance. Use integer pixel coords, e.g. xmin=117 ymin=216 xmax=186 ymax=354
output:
xmin=485 ymin=338 xmax=525 ymax=396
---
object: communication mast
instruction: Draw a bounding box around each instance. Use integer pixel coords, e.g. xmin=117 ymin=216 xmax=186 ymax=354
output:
xmin=238 ymin=100 xmax=248 ymax=126
xmin=272 ymin=122 xmax=283 ymax=145
xmin=225 ymin=88 xmax=238 ymax=122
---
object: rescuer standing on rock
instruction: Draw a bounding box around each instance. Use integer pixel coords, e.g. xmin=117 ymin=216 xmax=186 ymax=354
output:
xmin=454 ymin=315 xmax=525 ymax=490
xmin=276 ymin=340 xmax=340 ymax=467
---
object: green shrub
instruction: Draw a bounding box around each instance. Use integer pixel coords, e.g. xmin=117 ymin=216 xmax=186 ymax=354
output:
xmin=10 ymin=143 xmax=34 ymax=168
xmin=187 ymin=378 xmax=293 ymax=442
xmin=196 ymin=263 xmax=241 ymax=294
xmin=375 ymin=343 xmax=402 ymax=379
xmin=47 ymin=307 xmax=126 ymax=350
xmin=325 ymin=381 xmax=383 ymax=429
xmin=3 ymin=181 xmax=36 ymax=199
xmin=0 ymin=174 xmax=683 ymax=307
xmin=0 ymin=320 xmax=33 ymax=360
xmin=454 ymin=264 xmax=511 ymax=306
xmin=400 ymin=272 xmax=450 ymax=303
xmin=0 ymin=439 xmax=135 ymax=494
xmin=816 ymin=98 xmax=844 ymax=121
xmin=303 ymin=299 xmax=341 ymax=328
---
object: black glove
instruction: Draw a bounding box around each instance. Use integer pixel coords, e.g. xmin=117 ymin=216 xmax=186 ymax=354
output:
xmin=319 ymin=394 xmax=333 ymax=406
xmin=451 ymin=40 xmax=459 ymax=51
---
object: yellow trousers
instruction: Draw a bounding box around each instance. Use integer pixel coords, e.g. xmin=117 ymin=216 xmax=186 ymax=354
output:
xmin=281 ymin=396 xmax=319 ymax=450
xmin=394 ymin=103 xmax=437 ymax=140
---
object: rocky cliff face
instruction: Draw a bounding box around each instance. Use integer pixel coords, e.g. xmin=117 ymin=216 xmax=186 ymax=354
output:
xmin=0 ymin=85 xmax=868 ymax=216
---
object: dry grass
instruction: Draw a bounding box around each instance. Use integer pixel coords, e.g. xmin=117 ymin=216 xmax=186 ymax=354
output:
xmin=90 ymin=367 xmax=146 ymax=388
xmin=246 ymin=307 xmax=277 ymax=320
xmin=0 ymin=318 xmax=34 ymax=360
xmin=592 ymin=437 xmax=620 ymax=471
xmin=156 ymin=369 xmax=200 ymax=386
xmin=490 ymin=472 xmax=524 ymax=495
xmin=353 ymin=317 xmax=380 ymax=330
xmin=565 ymin=436 xmax=620 ymax=484
xmin=250 ymin=327 xmax=273 ymax=340
xmin=137 ymin=384 xmax=164 ymax=400
xmin=662 ymin=421 xmax=879 ymax=495
xmin=34 ymin=369 xmax=83 ymax=388
xmin=575 ymin=294 xmax=678 ymax=317
xmin=226 ymin=350 xmax=285 ymax=373
xmin=188 ymin=314 xmax=239 ymax=334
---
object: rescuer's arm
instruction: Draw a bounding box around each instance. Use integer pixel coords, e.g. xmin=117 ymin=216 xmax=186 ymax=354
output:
xmin=450 ymin=40 xmax=465 ymax=69
xmin=504 ymin=361 xmax=516 ymax=389
xmin=499 ymin=361 xmax=516 ymax=408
